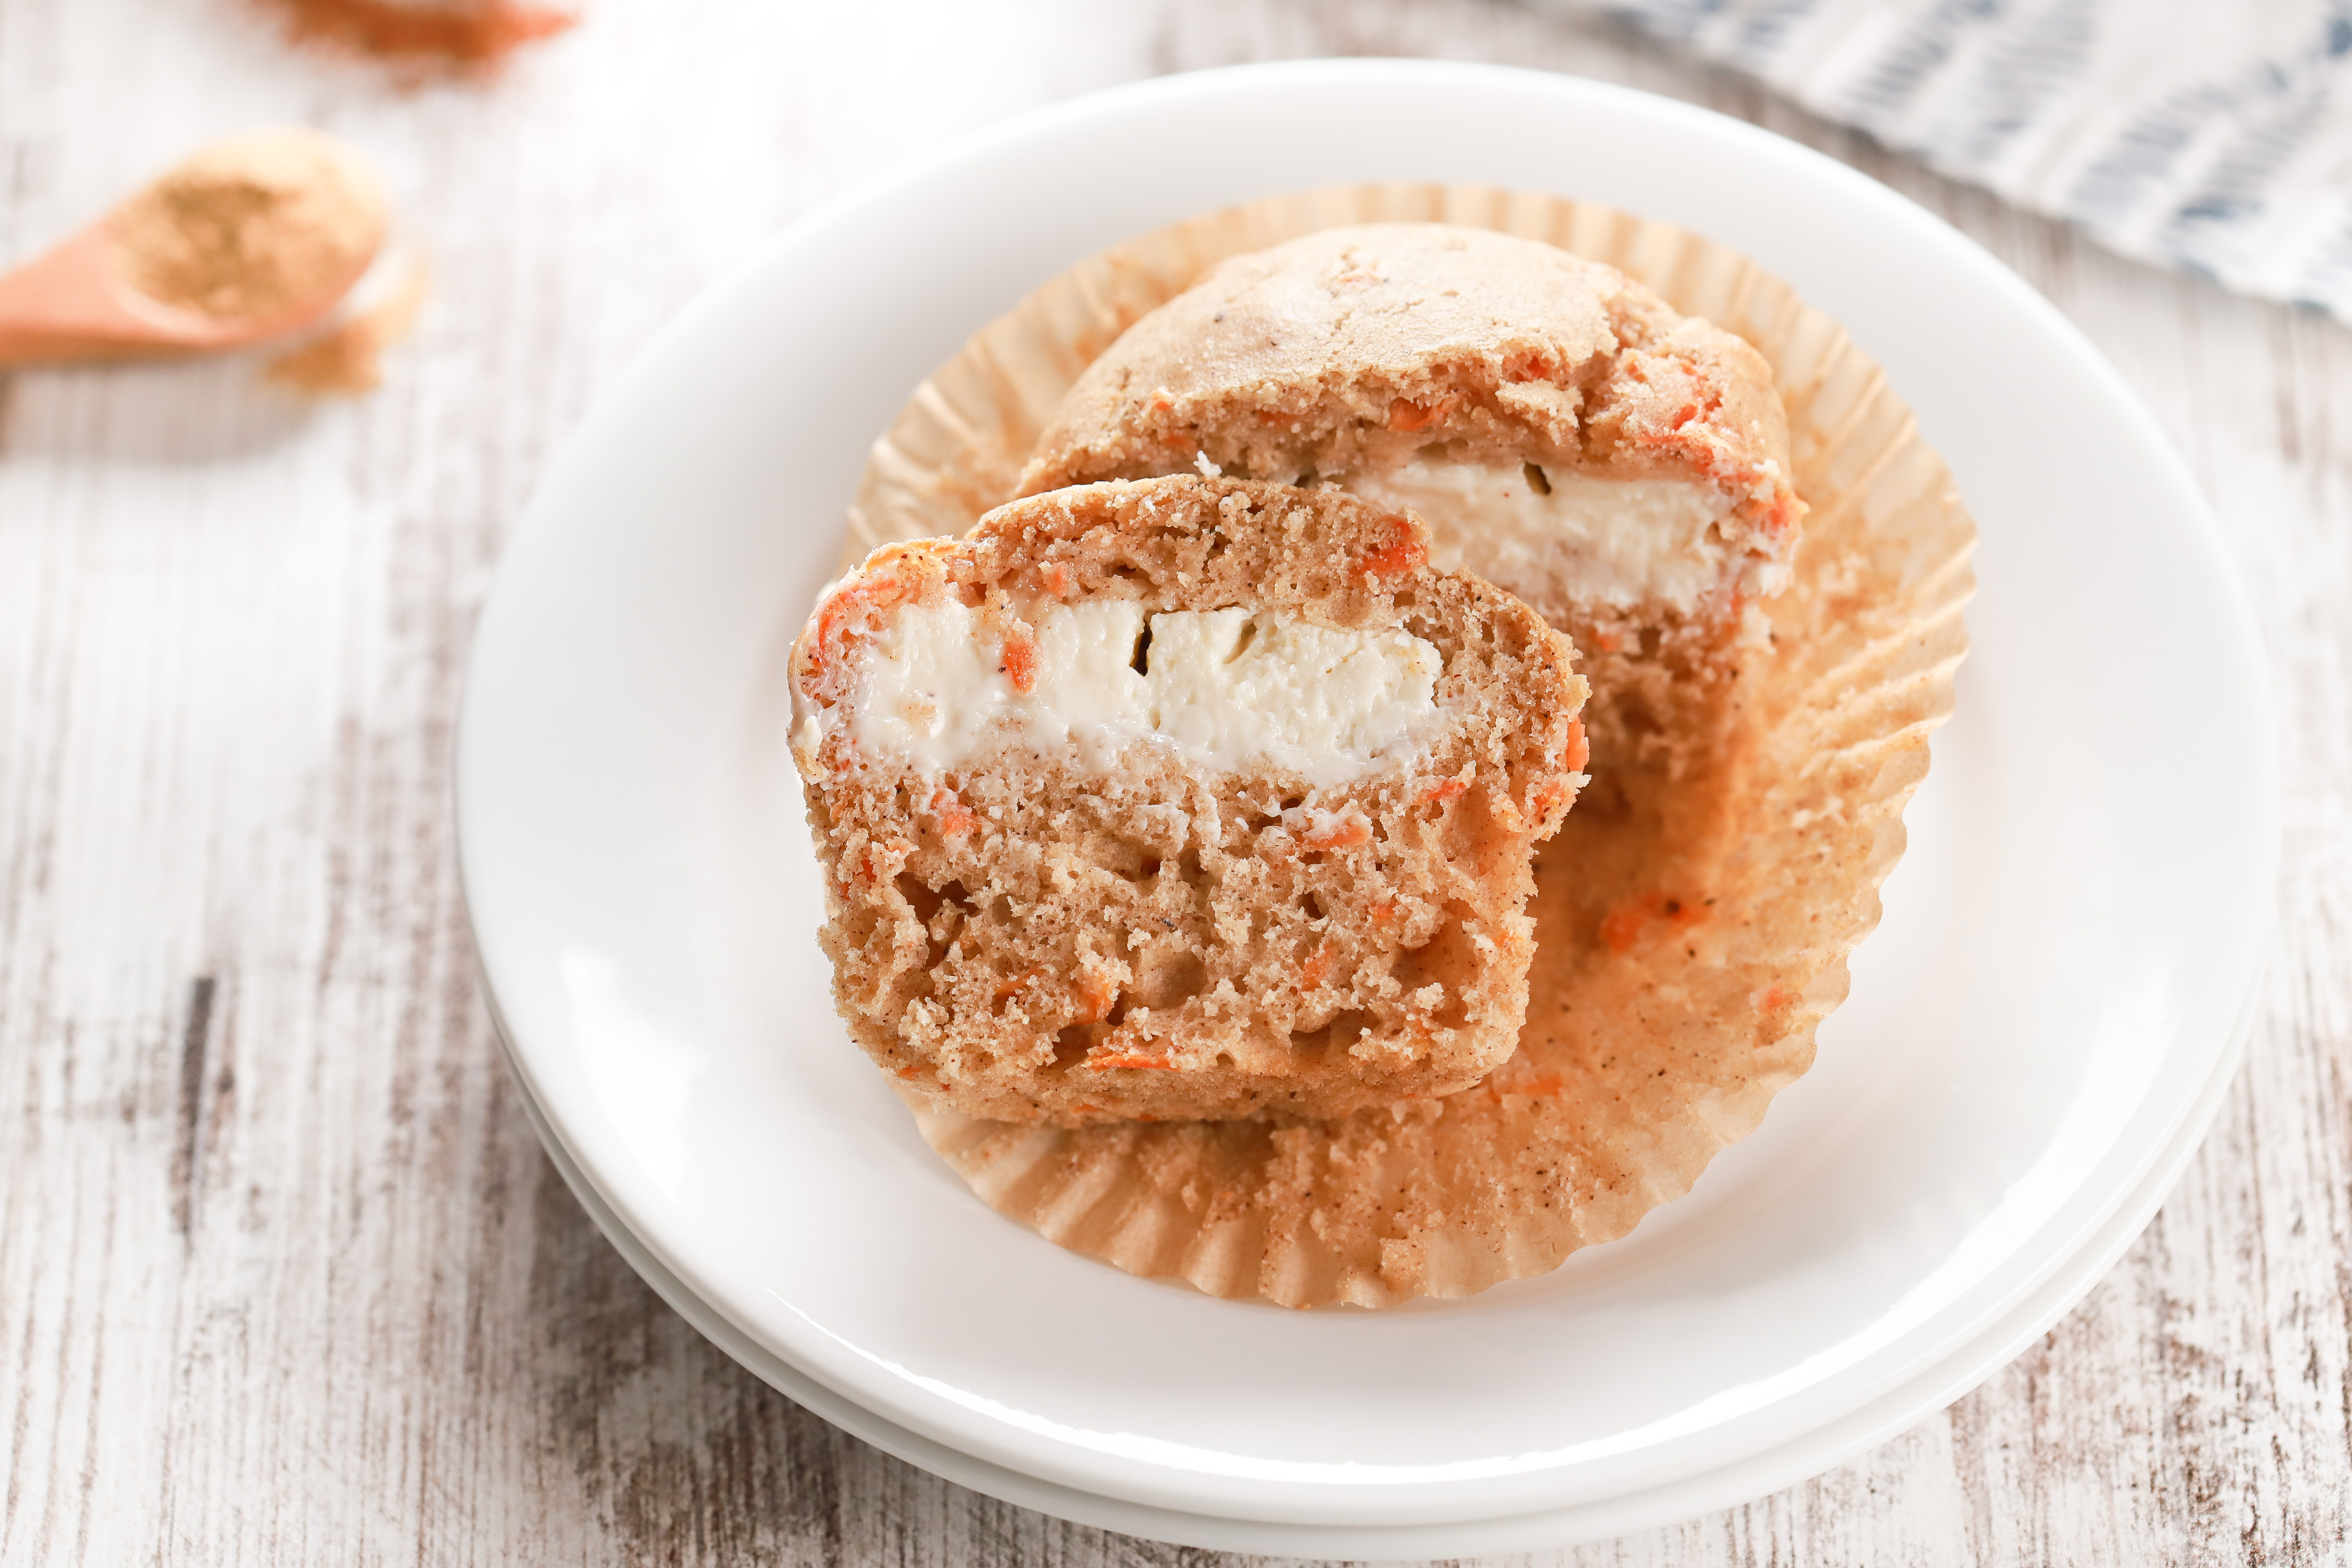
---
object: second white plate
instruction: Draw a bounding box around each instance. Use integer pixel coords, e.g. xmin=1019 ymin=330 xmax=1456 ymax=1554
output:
xmin=498 ymin=980 xmax=2252 ymax=1554
xmin=456 ymin=61 xmax=2277 ymax=1543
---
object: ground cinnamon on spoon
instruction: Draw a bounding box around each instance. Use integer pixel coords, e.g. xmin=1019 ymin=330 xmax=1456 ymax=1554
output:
xmin=108 ymin=129 xmax=422 ymax=397
xmin=260 ymin=0 xmax=576 ymax=68
xmin=109 ymin=131 xmax=385 ymax=324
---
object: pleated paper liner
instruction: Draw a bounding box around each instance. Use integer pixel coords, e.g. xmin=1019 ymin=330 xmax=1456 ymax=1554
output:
xmin=846 ymin=184 xmax=1976 ymax=1308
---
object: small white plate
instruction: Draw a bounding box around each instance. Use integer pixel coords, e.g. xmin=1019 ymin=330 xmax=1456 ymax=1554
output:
xmin=457 ymin=61 xmax=2276 ymax=1550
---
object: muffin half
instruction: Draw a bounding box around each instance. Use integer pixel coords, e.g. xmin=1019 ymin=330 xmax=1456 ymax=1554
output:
xmin=1019 ymin=223 xmax=1805 ymax=769
xmin=791 ymin=475 xmax=1588 ymax=1125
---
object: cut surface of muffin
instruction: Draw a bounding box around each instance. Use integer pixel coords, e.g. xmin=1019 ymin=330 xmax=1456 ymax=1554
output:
xmin=1017 ymin=223 xmax=1805 ymax=769
xmin=791 ymin=476 xmax=1589 ymax=1125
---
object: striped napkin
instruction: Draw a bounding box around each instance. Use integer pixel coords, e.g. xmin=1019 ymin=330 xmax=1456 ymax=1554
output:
xmin=1528 ymin=0 xmax=2352 ymax=322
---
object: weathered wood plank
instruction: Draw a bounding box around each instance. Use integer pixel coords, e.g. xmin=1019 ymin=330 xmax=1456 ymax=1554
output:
xmin=2 ymin=0 xmax=2346 ymax=1564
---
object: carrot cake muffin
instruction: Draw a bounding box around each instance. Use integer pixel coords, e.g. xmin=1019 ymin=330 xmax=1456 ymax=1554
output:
xmin=790 ymin=475 xmax=1589 ymax=1125
xmin=1018 ymin=223 xmax=1805 ymax=769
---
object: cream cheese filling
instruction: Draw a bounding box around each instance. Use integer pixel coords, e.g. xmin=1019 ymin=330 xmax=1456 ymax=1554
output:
xmin=1341 ymin=459 xmax=1741 ymax=611
xmin=832 ymin=599 xmax=1442 ymax=785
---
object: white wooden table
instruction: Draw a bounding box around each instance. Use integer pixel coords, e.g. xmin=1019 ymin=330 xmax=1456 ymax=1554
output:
xmin=5 ymin=2 xmax=2346 ymax=1563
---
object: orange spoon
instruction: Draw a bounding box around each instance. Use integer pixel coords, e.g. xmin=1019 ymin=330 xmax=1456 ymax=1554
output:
xmin=0 ymin=129 xmax=386 ymax=369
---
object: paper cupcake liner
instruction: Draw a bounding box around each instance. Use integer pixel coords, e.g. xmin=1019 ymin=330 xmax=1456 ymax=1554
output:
xmin=846 ymin=184 xmax=1976 ymax=1309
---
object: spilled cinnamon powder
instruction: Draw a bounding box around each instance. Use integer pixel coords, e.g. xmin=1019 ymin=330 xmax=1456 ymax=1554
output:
xmin=266 ymin=254 xmax=430 ymax=396
xmin=261 ymin=0 xmax=576 ymax=69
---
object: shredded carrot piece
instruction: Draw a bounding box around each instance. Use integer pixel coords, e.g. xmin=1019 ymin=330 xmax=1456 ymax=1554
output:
xmin=928 ymin=789 xmax=976 ymax=840
xmin=1356 ymin=516 xmax=1427 ymax=579
xmin=998 ymin=631 xmax=1037 ymax=694
xmin=991 ymin=966 xmax=1043 ymax=1005
xmin=1385 ymin=395 xmax=1456 ymax=432
xmin=1073 ymin=974 xmax=1117 ymax=1025
xmin=1417 ymin=777 xmax=1468 ymax=807
xmin=1303 ymin=816 xmax=1373 ymax=851
xmin=806 ymin=573 xmax=911 ymax=678
xmin=1561 ymin=720 xmax=1589 ymax=773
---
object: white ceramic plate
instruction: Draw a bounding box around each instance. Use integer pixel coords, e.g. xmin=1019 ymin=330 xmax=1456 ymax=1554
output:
xmin=456 ymin=61 xmax=2277 ymax=1551
xmin=499 ymin=974 xmax=2251 ymax=1557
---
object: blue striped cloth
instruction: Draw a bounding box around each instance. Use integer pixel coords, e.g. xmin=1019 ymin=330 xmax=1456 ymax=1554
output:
xmin=1528 ymin=0 xmax=2352 ymax=321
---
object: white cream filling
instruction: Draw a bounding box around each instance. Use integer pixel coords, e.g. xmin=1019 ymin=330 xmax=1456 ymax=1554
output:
xmin=1341 ymin=459 xmax=1741 ymax=610
xmin=837 ymin=599 xmax=1441 ymax=785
